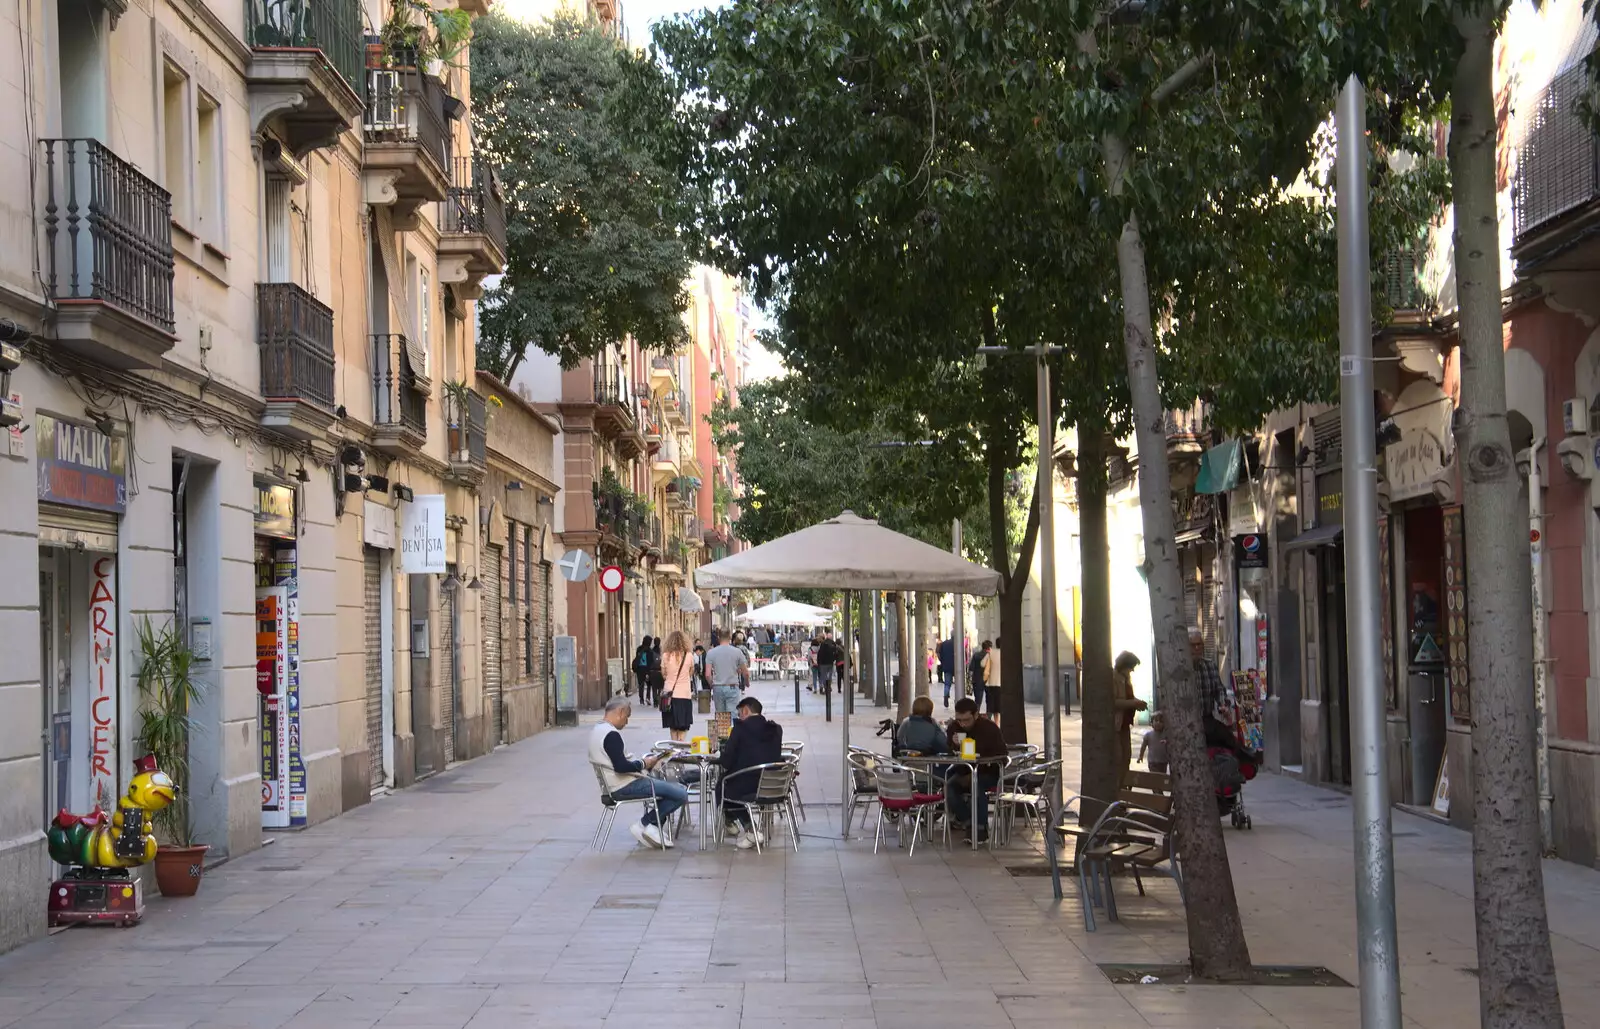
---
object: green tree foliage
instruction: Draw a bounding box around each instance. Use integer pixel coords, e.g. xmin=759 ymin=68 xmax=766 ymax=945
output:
xmin=470 ymin=14 xmax=690 ymax=378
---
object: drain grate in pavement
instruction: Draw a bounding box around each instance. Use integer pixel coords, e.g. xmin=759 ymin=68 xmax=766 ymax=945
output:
xmin=1005 ymin=866 xmax=1056 ymax=877
xmin=418 ymin=781 xmax=496 ymax=793
xmin=1099 ymin=963 xmax=1352 ymax=987
xmin=594 ymin=894 xmax=661 ymax=910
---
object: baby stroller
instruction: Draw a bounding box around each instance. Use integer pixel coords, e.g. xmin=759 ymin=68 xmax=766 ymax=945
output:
xmin=1205 ymin=715 xmax=1258 ymax=830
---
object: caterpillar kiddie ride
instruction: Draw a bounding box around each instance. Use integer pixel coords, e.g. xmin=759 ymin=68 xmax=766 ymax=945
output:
xmin=46 ymin=754 xmax=175 ymax=927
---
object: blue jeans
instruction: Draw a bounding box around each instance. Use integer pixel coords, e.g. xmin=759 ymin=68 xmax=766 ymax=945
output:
xmin=610 ymin=777 xmax=688 ymax=827
xmin=945 ymin=768 xmax=1000 ymax=832
xmin=939 ymin=670 xmax=954 ymax=704
xmin=713 ymin=685 xmax=742 ymax=713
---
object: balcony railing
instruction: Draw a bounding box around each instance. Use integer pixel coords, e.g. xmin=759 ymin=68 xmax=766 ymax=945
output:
xmin=441 ymin=157 xmax=508 ymax=255
xmin=1163 ymin=400 xmax=1207 ymax=442
xmin=445 ymin=387 xmax=488 ymax=467
xmin=364 ymin=67 xmax=448 ymax=173
xmin=1513 ymin=63 xmax=1599 ymax=251
xmin=594 ymin=379 xmax=633 ymax=408
xmin=371 ymin=334 xmax=426 ymax=435
xmin=246 ymin=0 xmax=365 ymax=98
xmin=39 ymin=139 xmax=175 ymax=334
xmin=258 ymin=283 xmax=335 ymax=409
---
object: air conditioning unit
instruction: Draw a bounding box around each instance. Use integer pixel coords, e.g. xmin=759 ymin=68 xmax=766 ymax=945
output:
xmin=1562 ymin=398 xmax=1587 ymax=436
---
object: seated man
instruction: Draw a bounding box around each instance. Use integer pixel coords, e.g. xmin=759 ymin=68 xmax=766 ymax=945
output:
xmin=716 ymin=696 xmax=785 ymax=849
xmin=896 ymin=696 xmax=950 ymax=756
xmin=589 ymin=696 xmax=687 ymax=849
xmin=944 ymin=697 xmax=1007 ymax=843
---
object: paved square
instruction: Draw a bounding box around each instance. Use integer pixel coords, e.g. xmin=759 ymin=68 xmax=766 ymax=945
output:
xmin=3 ymin=681 xmax=1597 ymax=1028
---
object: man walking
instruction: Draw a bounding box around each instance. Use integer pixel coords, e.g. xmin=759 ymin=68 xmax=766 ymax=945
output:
xmin=1189 ymin=627 xmax=1232 ymax=722
xmin=815 ymin=629 xmax=841 ymax=695
xmin=968 ymin=639 xmax=989 ymax=707
xmin=937 ymin=634 xmax=957 ymax=707
xmin=706 ymin=628 xmax=750 ymax=714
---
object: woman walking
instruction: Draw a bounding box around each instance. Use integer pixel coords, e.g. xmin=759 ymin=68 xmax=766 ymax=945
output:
xmin=1113 ymin=651 xmax=1149 ymax=779
xmin=661 ymin=630 xmax=696 ymax=742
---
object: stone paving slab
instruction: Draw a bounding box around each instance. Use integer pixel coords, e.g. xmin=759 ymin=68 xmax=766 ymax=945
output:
xmin=2 ymin=679 xmax=1598 ymax=1028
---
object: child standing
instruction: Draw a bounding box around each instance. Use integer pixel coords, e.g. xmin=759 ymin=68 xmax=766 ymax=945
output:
xmin=1139 ymin=711 xmax=1169 ymax=775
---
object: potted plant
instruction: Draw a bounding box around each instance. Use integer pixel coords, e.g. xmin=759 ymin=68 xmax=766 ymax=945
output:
xmin=442 ymin=379 xmax=471 ymax=458
xmin=135 ymin=617 xmax=210 ymax=897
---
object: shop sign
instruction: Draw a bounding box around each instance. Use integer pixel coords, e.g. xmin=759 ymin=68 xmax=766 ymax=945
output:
xmin=1234 ymin=533 xmax=1269 ymax=570
xmin=254 ymin=481 xmax=297 ymax=540
xmin=1227 ymin=486 xmax=1258 ymax=536
xmin=1171 ymin=489 xmax=1214 ymax=538
xmin=36 ymin=414 xmax=126 ymax=514
xmin=89 ymin=556 xmax=117 ymax=809
xmin=1385 ymin=429 xmax=1446 ymax=502
xmin=1316 ymin=470 xmax=1343 ymax=527
xmin=399 ymin=494 xmax=447 ymax=573
xmin=363 ymin=499 xmax=396 ymax=549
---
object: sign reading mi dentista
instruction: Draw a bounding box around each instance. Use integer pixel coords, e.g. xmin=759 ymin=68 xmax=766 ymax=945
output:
xmin=400 ymin=494 xmax=447 ymax=574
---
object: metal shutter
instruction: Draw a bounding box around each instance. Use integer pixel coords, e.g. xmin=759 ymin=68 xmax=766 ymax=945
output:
xmin=441 ymin=586 xmax=456 ymax=764
xmin=483 ymin=545 xmax=503 ymax=747
xmin=364 ymin=547 xmax=385 ymax=791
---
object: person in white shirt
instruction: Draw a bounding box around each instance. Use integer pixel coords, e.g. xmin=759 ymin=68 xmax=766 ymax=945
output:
xmin=589 ymin=696 xmax=687 ymax=849
xmin=706 ymin=628 xmax=751 ymax=714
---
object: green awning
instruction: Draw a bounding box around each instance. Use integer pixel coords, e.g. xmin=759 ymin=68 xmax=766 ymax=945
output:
xmin=1195 ymin=439 xmax=1242 ymax=495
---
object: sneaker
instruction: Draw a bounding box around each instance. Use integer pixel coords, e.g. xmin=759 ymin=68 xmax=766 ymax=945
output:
xmin=735 ymin=834 xmax=757 ymax=850
xmin=642 ymin=824 xmax=665 ymax=848
xmin=725 ymin=822 xmax=744 ymax=838
xmin=630 ymin=823 xmax=651 ymax=848
xmin=660 ymin=830 xmax=675 ymax=850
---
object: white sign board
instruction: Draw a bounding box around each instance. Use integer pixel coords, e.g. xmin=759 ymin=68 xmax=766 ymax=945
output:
xmin=364 ymin=499 xmax=395 ymax=549
xmin=399 ymin=494 xmax=447 ymax=573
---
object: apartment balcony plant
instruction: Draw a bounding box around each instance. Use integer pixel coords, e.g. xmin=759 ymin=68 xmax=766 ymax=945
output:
xmin=38 ymin=139 xmax=176 ymax=368
xmin=257 ymin=283 xmax=336 ymax=439
xmin=363 ymin=62 xmax=450 ymax=224
xmin=443 ymin=380 xmax=488 ymax=487
xmin=666 ymin=474 xmax=699 ymax=513
xmin=246 ymin=0 xmax=366 ymax=154
xmin=663 ymin=388 xmax=688 ymax=427
xmin=593 ymin=467 xmax=647 ymax=552
xmin=438 ymin=157 xmax=508 ymax=294
xmin=648 ymin=354 xmax=679 ymax=393
xmin=371 ymin=333 xmax=428 ymax=456
xmin=1513 ymin=62 xmax=1600 ymax=277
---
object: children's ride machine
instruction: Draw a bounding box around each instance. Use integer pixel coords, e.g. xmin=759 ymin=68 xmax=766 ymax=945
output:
xmin=45 ymin=754 xmax=175 ymax=927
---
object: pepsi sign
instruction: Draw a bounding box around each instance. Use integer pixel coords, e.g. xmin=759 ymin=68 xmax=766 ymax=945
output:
xmin=1234 ymin=533 xmax=1268 ymax=570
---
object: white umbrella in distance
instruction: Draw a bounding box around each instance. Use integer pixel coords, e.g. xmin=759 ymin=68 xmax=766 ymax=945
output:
xmin=736 ymin=599 xmax=836 ymax=626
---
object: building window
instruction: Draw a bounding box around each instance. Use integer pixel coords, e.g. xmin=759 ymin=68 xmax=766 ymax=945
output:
xmin=506 ymin=527 xmax=516 ymax=605
xmin=161 ymin=63 xmax=190 ymax=225
xmin=523 ymin=525 xmax=534 ymax=675
xmin=195 ymin=91 xmax=223 ymax=247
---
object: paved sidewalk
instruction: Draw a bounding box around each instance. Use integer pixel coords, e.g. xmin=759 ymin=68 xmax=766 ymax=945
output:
xmin=2 ymin=679 xmax=1598 ymax=1028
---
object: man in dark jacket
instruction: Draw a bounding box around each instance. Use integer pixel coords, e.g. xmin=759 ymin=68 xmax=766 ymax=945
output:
xmin=944 ymin=697 xmax=1007 ymax=843
xmin=815 ymin=631 xmax=843 ymax=694
xmin=716 ymin=696 xmax=785 ymax=848
xmin=937 ymin=636 xmax=957 ymax=707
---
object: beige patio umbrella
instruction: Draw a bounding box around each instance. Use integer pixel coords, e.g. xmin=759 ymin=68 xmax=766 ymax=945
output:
xmin=692 ymin=511 xmax=1001 ymax=838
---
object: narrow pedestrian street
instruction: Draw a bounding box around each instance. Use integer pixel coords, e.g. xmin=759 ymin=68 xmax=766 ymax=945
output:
xmin=4 ymin=681 xmax=1598 ymax=1029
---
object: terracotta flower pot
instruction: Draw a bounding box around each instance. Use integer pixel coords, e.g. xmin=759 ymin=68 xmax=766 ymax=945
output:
xmin=153 ymin=844 xmax=210 ymax=898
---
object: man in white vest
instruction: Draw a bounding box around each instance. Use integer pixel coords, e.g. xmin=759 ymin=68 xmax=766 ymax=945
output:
xmin=589 ymin=696 xmax=687 ymax=848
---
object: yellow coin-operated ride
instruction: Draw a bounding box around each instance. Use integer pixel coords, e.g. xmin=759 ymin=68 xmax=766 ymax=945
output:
xmin=45 ymin=754 xmax=176 ymax=926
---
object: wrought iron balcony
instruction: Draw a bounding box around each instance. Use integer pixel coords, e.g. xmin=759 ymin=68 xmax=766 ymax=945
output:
xmin=38 ymin=138 xmax=176 ymax=368
xmin=663 ymin=388 xmax=688 ymax=426
xmin=363 ymin=67 xmax=450 ymax=215
xmin=439 ymin=157 xmax=508 ymax=273
xmin=258 ymin=283 xmax=336 ymax=438
xmin=371 ymin=333 xmax=427 ymax=455
xmin=445 ymin=387 xmax=488 ymax=485
xmin=246 ymin=0 xmax=365 ymax=152
xmin=593 ymin=369 xmax=638 ymax=441
xmin=1513 ymin=62 xmax=1600 ymax=275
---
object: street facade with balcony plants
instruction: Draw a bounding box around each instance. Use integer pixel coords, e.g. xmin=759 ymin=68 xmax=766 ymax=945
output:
xmin=0 ymin=0 xmax=509 ymax=956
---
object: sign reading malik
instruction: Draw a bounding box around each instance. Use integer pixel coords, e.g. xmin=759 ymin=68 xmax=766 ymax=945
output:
xmin=36 ymin=414 xmax=126 ymax=513
xmin=399 ymin=494 xmax=447 ymax=574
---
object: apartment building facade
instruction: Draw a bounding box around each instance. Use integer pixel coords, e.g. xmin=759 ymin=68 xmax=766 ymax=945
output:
xmin=0 ymin=0 xmax=514 ymax=952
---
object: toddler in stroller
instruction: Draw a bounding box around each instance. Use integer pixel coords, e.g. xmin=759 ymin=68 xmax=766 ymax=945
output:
xmin=1204 ymin=714 xmax=1259 ymax=829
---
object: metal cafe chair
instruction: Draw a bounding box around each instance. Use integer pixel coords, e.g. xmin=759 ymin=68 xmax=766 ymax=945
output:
xmin=589 ymin=765 xmax=673 ymax=849
xmin=718 ymin=762 xmax=801 ymax=854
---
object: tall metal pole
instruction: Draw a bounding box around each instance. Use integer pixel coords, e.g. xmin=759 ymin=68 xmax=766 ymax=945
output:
xmin=841 ymin=590 xmax=853 ymax=839
xmin=1336 ymin=75 xmax=1402 ymax=1029
xmin=1037 ymin=351 xmax=1062 ymax=804
xmin=953 ymin=518 xmax=964 ymax=707
xmin=873 ymin=590 xmax=888 ymax=707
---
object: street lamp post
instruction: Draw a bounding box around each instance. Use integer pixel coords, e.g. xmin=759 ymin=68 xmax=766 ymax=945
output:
xmin=977 ymin=344 xmax=1064 ymax=810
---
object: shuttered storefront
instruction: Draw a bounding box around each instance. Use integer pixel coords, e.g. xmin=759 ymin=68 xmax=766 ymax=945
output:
xmin=483 ymin=545 xmax=503 ymax=747
xmin=363 ymin=547 xmax=385 ymax=791
xmin=441 ymin=586 xmax=456 ymax=764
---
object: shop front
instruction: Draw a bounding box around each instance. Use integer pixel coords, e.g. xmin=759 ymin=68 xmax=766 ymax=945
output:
xmin=254 ymin=479 xmax=305 ymax=829
xmin=36 ymin=414 xmax=126 ymax=834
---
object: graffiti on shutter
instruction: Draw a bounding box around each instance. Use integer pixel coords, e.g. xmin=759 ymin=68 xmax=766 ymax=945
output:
xmin=441 ymin=587 xmax=456 ymax=763
xmin=363 ymin=547 xmax=385 ymax=791
xmin=483 ymin=545 xmax=503 ymax=747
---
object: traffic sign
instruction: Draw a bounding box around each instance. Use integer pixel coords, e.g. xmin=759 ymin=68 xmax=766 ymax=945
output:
xmin=599 ymin=564 xmax=625 ymax=593
xmin=558 ymin=549 xmax=593 ymax=582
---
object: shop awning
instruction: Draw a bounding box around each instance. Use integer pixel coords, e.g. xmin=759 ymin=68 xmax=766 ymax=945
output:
xmin=1281 ymin=523 xmax=1344 ymax=552
xmin=1195 ymin=439 xmax=1242 ymax=494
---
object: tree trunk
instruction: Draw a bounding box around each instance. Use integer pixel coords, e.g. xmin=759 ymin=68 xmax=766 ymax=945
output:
xmin=914 ymin=593 xmax=932 ymax=699
xmin=860 ymin=591 xmax=878 ymax=699
xmin=1449 ymin=10 xmax=1563 ymax=1025
xmin=873 ymin=591 xmax=891 ymax=707
xmin=1076 ymin=430 xmax=1118 ymax=826
xmin=895 ymin=592 xmax=912 ymax=719
xmin=1105 ymin=131 xmax=1252 ymax=980
xmin=998 ymin=481 xmax=1041 ymax=745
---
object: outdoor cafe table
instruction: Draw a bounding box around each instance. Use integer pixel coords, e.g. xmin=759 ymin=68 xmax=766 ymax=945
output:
xmin=663 ymin=749 xmax=718 ymax=850
xmin=896 ymin=753 xmax=1011 ymax=850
